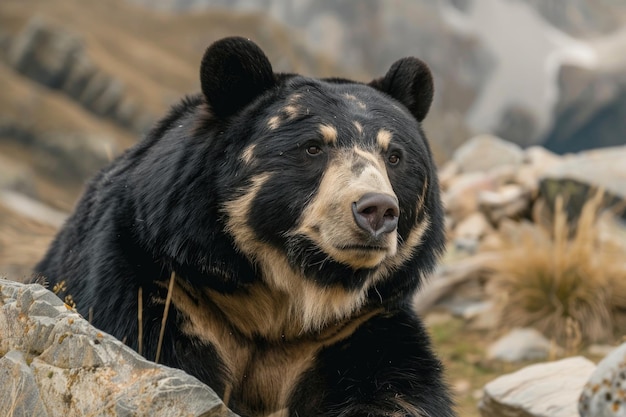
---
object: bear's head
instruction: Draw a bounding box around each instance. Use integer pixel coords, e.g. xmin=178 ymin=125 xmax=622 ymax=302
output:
xmin=189 ymin=37 xmax=443 ymax=331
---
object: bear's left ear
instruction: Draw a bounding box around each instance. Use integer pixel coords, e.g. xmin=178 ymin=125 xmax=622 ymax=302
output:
xmin=369 ymin=57 xmax=434 ymax=122
xmin=200 ymin=37 xmax=276 ymax=118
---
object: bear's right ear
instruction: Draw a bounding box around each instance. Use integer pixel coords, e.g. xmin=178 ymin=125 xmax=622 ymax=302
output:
xmin=200 ymin=37 xmax=276 ymax=119
xmin=368 ymin=57 xmax=434 ymax=123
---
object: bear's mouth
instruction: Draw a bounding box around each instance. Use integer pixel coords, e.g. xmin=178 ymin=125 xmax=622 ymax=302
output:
xmin=337 ymin=244 xmax=388 ymax=252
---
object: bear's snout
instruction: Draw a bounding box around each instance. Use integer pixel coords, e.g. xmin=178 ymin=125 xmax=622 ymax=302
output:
xmin=352 ymin=193 xmax=399 ymax=238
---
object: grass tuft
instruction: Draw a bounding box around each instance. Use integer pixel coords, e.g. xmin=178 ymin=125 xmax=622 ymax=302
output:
xmin=487 ymin=190 xmax=626 ymax=345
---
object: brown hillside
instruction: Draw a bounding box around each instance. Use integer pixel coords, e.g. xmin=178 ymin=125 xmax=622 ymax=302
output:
xmin=0 ymin=0 xmax=346 ymax=276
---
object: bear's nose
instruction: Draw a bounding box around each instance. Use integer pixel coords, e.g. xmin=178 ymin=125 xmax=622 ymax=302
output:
xmin=352 ymin=193 xmax=399 ymax=238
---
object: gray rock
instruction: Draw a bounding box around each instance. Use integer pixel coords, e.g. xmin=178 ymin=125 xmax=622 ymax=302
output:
xmin=442 ymin=171 xmax=496 ymax=220
xmin=514 ymin=146 xmax=563 ymax=194
xmin=480 ymin=356 xmax=596 ymax=417
xmin=520 ymin=0 xmax=626 ymax=36
xmin=478 ymin=184 xmax=531 ymax=224
xmin=0 ymin=351 xmax=50 ymax=417
xmin=539 ymin=145 xmax=626 ymax=220
xmin=487 ymin=328 xmax=553 ymax=362
xmin=542 ymin=64 xmax=626 ymax=154
xmin=453 ymin=212 xmax=492 ymax=253
xmin=0 ymin=278 xmax=237 ymax=417
xmin=493 ymin=103 xmax=539 ymax=147
xmin=579 ymin=342 xmax=626 ymax=417
xmin=7 ymin=17 xmax=152 ymax=133
xmin=7 ymin=16 xmax=83 ymax=89
xmin=452 ymin=134 xmax=525 ymax=174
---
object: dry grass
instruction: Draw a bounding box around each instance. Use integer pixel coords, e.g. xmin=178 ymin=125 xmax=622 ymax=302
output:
xmin=487 ymin=190 xmax=626 ymax=345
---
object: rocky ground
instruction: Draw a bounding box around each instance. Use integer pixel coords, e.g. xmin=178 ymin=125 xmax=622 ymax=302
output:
xmin=414 ymin=136 xmax=626 ymax=416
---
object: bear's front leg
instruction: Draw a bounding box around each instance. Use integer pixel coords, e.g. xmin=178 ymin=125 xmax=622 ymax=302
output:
xmin=289 ymin=309 xmax=456 ymax=417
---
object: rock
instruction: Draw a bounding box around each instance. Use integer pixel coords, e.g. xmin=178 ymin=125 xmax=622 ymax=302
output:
xmin=515 ymin=146 xmax=563 ymax=194
xmin=524 ymin=146 xmax=563 ymax=171
xmin=493 ymin=103 xmax=539 ymax=147
xmin=520 ymin=0 xmax=626 ymax=36
xmin=453 ymin=212 xmax=492 ymax=253
xmin=414 ymin=252 xmax=500 ymax=314
xmin=478 ymin=184 xmax=531 ymax=224
xmin=0 ymin=350 xmax=50 ymax=416
xmin=539 ymin=145 xmax=626 ymax=220
xmin=444 ymin=300 xmax=493 ymax=321
xmin=0 ymin=278 xmax=237 ymax=417
xmin=543 ymin=64 xmax=626 ymax=154
xmin=580 ymin=342 xmax=626 ymax=417
xmin=7 ymin=17 xmax=152 ymax=133
xmin=452 ymin=134 xmax=525 ymax=174
xmin=438 ymin=160 xmax=460 ymax=190
xmin=7 ymin=16 xmax=83 ymax=89
xmin=443 ymin=171 xmax=496 ymax=220
xmin=588 ymin=344 xmax=617 ymax=358
xmin=487 ymin=328 xmax=553 ymax=362
xmin=480 ymin=356 xmax=596 ymax=417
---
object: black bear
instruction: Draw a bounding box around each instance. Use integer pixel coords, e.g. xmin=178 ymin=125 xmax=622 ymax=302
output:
xmin=34 ymin=37 xmax=455 ymax=417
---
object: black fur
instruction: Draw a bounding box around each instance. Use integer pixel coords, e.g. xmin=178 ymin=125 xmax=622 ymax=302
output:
xmin=34 ymin=37 xmax=454 ymax=417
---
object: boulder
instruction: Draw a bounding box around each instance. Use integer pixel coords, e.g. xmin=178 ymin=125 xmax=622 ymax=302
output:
xmin=515 ymin=146 xmax=563 ymax=193
xmin=579 ymin=342 xmax=626 ymax=417
xmin=452 ymin=134 xmax=525 ymax=174
xmin=7 ymin=16 xmax=83 ymax=89
xmin=453 ymin=211 xmax=492 ymax=253
xmin=6 ymin=17 xmax=152 ymax=133
xmin=443 ymin=171 xmax=496 ymax=220
xmin=0 ymin=278 xmax=237 ymax=417
xmin=480 ymin=356 xmax=596 ymax=417
xmin=542 ymin=64 xmax=626 ymax=154
xmin=493 ymin=103 xmax=539 ymax=147
xmin=478 ymin=184 xmax=531 ymax=224
xmin=539 ymin=145 xmax=626 ymax=220
xmin=486 ymin=328 xmax=554 ymax=362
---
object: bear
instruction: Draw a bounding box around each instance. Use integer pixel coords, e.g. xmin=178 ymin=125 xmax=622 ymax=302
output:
xmin=34 ymin=37 xmax=455 ymax=417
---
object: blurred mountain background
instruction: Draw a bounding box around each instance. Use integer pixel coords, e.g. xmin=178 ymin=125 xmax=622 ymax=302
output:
xmin=1 ymin=0 xmax=626 ymax=264
xmin=2 ymin=0 xmax=626 ymax=209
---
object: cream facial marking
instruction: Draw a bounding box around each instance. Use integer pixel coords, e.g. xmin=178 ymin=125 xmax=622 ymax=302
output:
xmin=376 ymin=129 xmax=393 ymax=151
xmin=353 ymin=121 xmax=363 ymax=135
xmin=319 ymin=124 xmax=338 ymax=145
xmin=268 ymin=115 xmax=282 ymax=130
xmin=172 ymin=273 xmax=383 ymax=415
xmin=242 ymin=143 xmax=256 ymax=165
xmin=282 ymin=105 xmax=300 ymax=119
xmin=343 ymin=93 xmax=367 ymax=110
xmin=222 ymin=172 xmax=374 ymax=335
xmin=295 ymin=148 xmax=397 ymax=271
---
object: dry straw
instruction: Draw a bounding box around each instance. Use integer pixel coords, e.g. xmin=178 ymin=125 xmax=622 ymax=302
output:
xmin=488 ymin=190 xmax=626 ymax=345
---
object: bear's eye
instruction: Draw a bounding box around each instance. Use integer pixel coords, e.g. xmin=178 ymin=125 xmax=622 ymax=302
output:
xmin=306 ymin=145 xmax=322 ymax=156
xmin=388 ymin=153 xmax=400 ymax=165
